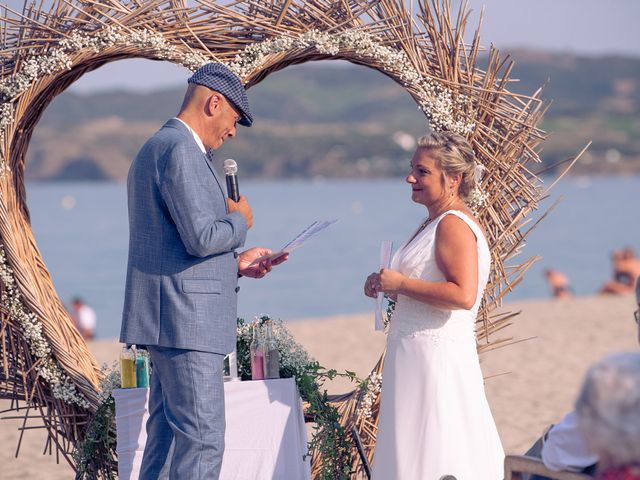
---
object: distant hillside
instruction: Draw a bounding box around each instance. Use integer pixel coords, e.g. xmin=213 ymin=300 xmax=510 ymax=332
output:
xmin=27 ymin=52 xmax=640 ymax=181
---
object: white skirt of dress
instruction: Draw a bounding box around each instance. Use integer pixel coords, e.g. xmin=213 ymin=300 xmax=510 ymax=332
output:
xmin=371 ymin=331 xmax=504 ymax=480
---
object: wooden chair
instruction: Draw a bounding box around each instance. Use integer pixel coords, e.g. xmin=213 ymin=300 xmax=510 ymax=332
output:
xmin=504 ymin=455 xmax=593 ymax=480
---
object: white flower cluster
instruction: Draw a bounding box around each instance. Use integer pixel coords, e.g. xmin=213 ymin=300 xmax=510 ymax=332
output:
xmin=466 ymin=186 xmax=489 ymax=214
xmin=0 ymin=245 xmax=90 ymax=408
xmin=465 ymin=162 xmax=489 ymax=214
xmin=225 ymin=29 xmax=476 ymax=134
xmin=183 ymin=51 xmax=209 ymax=72
xmin=273 ymin=320 xmax=314 ymax=375
xmin=238 ymin=316 xmax=314 ymax=375
xmin=356 ymin=371 xmax=382 ymax=419
xmin=227 ymin=35 xmax=297 ymax=79
xmin=0 ymin=104 xmax=11 ymax=138
xmin=97 ymin=362 xmax=121 ymax=403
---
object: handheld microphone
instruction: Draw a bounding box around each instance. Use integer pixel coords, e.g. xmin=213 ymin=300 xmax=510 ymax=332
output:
xmin=223 ymin=159 xmax=240 ymax=202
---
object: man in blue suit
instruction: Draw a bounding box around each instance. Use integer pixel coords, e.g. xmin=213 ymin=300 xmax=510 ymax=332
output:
xmin=120 ymin=63 xmax=286 ymax=479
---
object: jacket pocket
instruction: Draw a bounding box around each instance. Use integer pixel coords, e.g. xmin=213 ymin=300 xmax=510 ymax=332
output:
xmin=182 ymin=279 xmax=222 ymax=294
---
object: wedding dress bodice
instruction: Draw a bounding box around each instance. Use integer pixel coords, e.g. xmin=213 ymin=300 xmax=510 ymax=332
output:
xmin=388 ymin=210 xmax=490 ymax=340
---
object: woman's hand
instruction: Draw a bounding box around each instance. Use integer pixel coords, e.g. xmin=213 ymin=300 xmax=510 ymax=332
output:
xmin=364 ymin=272 xmax=381 ymax=298
xmin=379 ymin=268 xmax=406 ymax=295
xmin=364 ymin=269 xmax=406 ymax=298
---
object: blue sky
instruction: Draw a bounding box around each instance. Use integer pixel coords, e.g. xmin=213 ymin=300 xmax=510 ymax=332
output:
xmin=1 ymin=0 xmax=638 ymax=91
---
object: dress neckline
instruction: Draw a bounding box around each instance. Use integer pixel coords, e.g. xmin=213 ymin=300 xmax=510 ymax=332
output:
xmin=401 ymin=209 xmax=481 ymax=253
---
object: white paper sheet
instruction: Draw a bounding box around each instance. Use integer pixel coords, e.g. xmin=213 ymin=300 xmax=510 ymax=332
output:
xmin=252 ymin=220 xmax=338 ymax=263
xmin=375 ymin=240 xmax=393 ymax=331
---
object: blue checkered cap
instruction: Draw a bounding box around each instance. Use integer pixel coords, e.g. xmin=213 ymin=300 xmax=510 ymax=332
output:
xmin=188 ymin=63 xmax=253 ymax=127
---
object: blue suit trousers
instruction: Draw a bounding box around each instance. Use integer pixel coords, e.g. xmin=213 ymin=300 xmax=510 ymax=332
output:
xmin=140 ymin=346 xmax=226 ymax=480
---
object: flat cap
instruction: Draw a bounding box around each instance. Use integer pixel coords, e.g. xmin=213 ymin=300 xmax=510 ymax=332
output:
xmin=188 ymin=63 xmax=253 ymax=127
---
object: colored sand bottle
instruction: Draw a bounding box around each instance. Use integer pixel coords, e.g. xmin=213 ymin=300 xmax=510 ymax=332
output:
xmin=250 ymin=323 xmax=265 ymax=380
xmin=136 ymin=349 xmax=150 ymax=388
xmin=263 ymin=320 xmax=280 ymax=379
xmin=120 ymin=346 xmax=137 ymax=388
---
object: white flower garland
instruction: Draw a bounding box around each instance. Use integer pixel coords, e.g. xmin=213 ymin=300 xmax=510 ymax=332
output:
xmin=97 ymin=362 xmax=121 ymax=403
xmin=0 ymin=27 xmax=477 ymax=174
xmin=224 ymin=29 xmax=476 ymax=135
xmin=0 ymin=26 xmax=208 ymax=174
xmin=0 ymin=244 xmax=90 ymax=408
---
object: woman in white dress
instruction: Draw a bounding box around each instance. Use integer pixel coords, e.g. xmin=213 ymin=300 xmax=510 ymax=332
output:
xmin=364 ymin=132 xmax=504 ymax=480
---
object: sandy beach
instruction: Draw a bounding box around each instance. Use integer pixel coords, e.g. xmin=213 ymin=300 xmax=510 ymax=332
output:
xmin=1 ymin=294 xmax=638 ymax=479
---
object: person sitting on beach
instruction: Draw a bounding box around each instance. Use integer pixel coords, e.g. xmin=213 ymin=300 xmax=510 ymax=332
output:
xmin=70 ymin=297 xmax=96 ymax=340
xmin=523 ymin=276 xmax=640 ymax=479
xmin=600 ymin=248 xmax=640 ymax=295
xmin=575 ymin=351 xmax=640 ymax=479
xmin=544 ymin=269 xmax=572 ymax=300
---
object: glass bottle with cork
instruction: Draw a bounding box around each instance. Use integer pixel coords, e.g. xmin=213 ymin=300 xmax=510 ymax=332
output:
xmin=262 ymin=320 xmax=280 ymax=379
xmin=250 ymin=323 xmax=265 ymax=380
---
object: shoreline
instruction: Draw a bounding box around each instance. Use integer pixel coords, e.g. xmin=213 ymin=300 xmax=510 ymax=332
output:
xmin=2 ymin=294 xmax=638 ymax=478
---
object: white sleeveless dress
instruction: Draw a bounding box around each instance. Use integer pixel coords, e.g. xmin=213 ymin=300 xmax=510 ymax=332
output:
xmin=371 ymin=210 xmax=504 ymax=480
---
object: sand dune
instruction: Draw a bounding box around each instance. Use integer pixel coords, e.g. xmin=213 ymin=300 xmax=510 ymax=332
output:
xmin=1 ymin=294 xmax=638 ymax=479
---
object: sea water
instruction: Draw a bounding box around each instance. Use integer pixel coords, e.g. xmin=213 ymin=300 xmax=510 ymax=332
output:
xmin=25 ymin=176 xmax=640 ymax=339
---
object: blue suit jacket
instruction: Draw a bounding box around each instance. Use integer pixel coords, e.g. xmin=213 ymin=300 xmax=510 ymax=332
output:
xmin=119 ymin=118 xmax=247 ymax=354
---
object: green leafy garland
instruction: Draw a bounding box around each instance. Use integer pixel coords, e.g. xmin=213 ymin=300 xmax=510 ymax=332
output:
xmin=73 ymin=367 xmax=118 ymax=479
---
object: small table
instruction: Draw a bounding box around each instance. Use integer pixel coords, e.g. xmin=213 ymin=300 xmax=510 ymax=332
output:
xmin=113 ymin=378 xmax=311 ymax=480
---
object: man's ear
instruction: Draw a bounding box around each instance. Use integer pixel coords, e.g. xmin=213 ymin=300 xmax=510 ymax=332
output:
xmin=206 ymin=92 xmax=223 ymax=116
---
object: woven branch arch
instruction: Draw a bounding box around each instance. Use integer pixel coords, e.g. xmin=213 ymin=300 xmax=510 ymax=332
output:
xmin=0 ymin=0 xmax=550 ymax=477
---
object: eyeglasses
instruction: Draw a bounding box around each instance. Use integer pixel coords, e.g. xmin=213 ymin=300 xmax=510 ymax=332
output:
xmin=635 ymin=309 xmax=640 ymax=324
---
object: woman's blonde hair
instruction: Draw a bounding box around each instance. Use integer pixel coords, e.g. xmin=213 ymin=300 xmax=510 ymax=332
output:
xmin=416 ymin=132 xmax=478 ymax=198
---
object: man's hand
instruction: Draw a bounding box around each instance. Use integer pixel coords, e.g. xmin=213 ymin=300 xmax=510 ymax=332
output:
xmin=238 ymin=247 xmax=289 ymax=279
xmin=227 ymin=195 xmax=253 ymax=229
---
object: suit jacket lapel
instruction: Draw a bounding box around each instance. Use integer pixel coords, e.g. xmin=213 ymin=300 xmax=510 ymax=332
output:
xmin=204 ymin=150 xmax=228 ymax=211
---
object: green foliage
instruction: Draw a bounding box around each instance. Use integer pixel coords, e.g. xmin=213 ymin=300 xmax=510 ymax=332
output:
xmin=73 ymin=397 xmax=117 ymax=480
xmin=299 ymin=365 xmax=356 ymax=480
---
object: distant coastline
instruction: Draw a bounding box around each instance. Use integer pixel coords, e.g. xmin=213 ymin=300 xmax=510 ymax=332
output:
xmin=25 ymin=51 xmax=640 ymax=181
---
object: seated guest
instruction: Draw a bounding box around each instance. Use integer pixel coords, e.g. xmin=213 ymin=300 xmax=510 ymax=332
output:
xmin=600 ymin=248 xmax=640 ymax=295
xmin=523 ymin=276 xmax=640 ymax=480
xmin=544 ymin=269 xmax=573 ymax=300
xmin=575 ymin=352 xmax=640 ymax=479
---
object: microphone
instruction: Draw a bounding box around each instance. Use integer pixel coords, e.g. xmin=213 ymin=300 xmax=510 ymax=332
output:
xmin=223 ymin=159 xmax=240 ymax=202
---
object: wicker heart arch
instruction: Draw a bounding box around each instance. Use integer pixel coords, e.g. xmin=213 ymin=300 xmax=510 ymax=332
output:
xmin=0 ymin=0 xmax=549 ymax=477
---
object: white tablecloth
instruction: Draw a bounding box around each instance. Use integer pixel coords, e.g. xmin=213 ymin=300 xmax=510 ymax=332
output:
xmin=113 ymin=378 xmax=311 ymax=480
